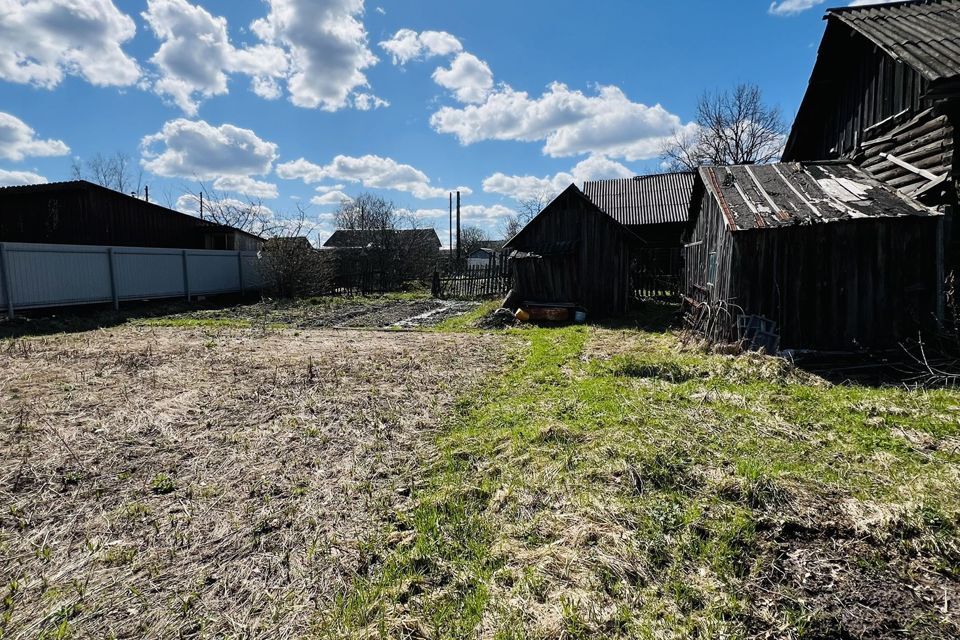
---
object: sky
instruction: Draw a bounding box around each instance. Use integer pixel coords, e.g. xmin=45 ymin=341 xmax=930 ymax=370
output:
xmin=0 ymin=0 xmax=897 ymax=245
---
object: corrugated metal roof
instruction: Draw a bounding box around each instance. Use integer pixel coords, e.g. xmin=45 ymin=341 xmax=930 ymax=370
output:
xmin=582 ymin=172 xmax=695 ymax=226
xmin=827 ymin=0 xmax=960 ymax=88
xmin=699 ymin=162 xmax=938 ymax=232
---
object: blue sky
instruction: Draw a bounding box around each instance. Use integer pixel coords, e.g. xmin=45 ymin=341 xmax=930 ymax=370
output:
xmin=0 ymin=0 xmax=882 ymax=244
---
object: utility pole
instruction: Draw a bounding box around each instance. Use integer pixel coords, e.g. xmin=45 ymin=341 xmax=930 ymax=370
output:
xmin=455 ymin=190 xmax=461 ymax=263
xmin=448 ymin=192 xmax=453 ymax=260
xmin=199 ymin=191 xmax=204 ymax=221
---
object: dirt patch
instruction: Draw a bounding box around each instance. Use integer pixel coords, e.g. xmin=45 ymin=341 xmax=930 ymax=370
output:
xmin=474 ymin=307 xmax=521 ymax=330
xmin=0 ymin=326 xmax=505 ymax=638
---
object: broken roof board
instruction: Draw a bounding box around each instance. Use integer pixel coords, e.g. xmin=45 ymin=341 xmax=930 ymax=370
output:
xmin=698 ymin=162 xmax=938 ymax=232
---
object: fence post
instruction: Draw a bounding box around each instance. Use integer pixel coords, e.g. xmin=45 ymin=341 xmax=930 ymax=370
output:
xmin=0 ymin=243 xmax=13 ymax=319
xmin=432 ymin=270 xmax=441 ymax=298
xmin=182 ymin=250 xmax=191 ymax=301
xmin=107 ymin=247 xmax=119 ymax=310
xmin=237 ymin=250 xmax=245 ymax=296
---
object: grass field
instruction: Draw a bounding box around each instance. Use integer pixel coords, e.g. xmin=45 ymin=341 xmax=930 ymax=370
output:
xmin=2 ymin=300 xmax=959 ymax=638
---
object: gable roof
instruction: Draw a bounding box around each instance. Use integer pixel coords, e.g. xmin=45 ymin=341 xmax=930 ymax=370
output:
xmin=323 ymin=228 xmax=441 ymax=249
xmin=582 ymin=172 xmax=695 ymax=226
xmin=696 ymin=161 xmax=938 ymax=232
xmin=0 ymin=179 xmax=264 ymax=242
xmin=504 ymin=183 xmax=639 ymax=250
xmin=826 ymin=0 xmax=960 ymax=93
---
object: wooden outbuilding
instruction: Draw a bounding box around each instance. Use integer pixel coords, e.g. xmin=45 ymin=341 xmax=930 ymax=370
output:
xmin=784 ymin=0 xmax=960 ymax=266
xmin=504 ymin=184 xmax=637 ymax=317
xmin=0 ymin=180 xmax=263 ymax=250
xmin=583 ymin=172 xmax=695 ymax=298
xmin=685 ymin=162 xmax=943 ymax=350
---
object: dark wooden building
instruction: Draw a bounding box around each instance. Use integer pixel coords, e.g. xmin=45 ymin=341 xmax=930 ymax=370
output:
xmin=685 ymin=162 xmax=943 ymax=350
xmin=0 ymin=180 xmax=262 ymax=250
xmin=784 ymin=0 xmax=959 ymax=224
xmin=504 ymin=184 xmax=637 ymax=317
xmin=583 ymin=172 xmax=695 ymax=298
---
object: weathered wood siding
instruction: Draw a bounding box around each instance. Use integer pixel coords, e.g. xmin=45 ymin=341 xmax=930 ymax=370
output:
xmin=787 ymin=22 xmax=932 ymax=161
xmin=687 ymin=185 xmax=943 ymax=350
xmin=508 ymin=187 xmax=632 ymax=317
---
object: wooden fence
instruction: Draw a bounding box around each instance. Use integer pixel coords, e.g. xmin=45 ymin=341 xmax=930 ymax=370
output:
xmin=632 ymin=247 xmax=683 ymax=300
xmin=432 ymin=264 xmax=511 ymax=299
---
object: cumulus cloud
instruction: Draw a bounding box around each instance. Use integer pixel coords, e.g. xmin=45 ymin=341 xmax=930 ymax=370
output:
xmin=432 ymin=82 xmax=687 ymax=161
xmin=310 ymin=189 xmax=352 ymax=206
xmin=379 ymin=28 xmax=462 ymax=64
xmin=353 ymin=92 xmax=389 ymax=110
xmin=407 ymin=204 xmax=517 ymax=234
xmin=0 ymin=169 xmax=48 ymax=186
xmin=0 ymin=112 xmax=70 ymax=162
xmin=432 ymin=53 xmax=493 ymax=104
xmin=482 ymin=155 xmax=634 ymax=201
xmin=276 ymin=154 xmax=469 ymax=200
xmin=141 ymin=118 xmax=278 ymax=180
xmin=251 ymin=0 xmax=378 ymax=111
xmin=212 ymin=175 xmax=279 ymax=199
xmin=142 ymin=0 xmax=288 ymax=115
xmin=0 ymin=0 xmax=139 ymax=88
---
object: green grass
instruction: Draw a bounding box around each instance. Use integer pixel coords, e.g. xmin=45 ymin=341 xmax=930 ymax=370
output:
xmin=132 ymin=317 xmax=254 ymax=329
xmin=318 ymin=322 xmax=960 ymax=638
xmin=431 ymin=299 xmax=501 ymax=332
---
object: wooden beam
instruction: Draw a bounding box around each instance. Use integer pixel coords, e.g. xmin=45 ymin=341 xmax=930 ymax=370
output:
xmin=879 ymin=152 xmax=941 ymax=182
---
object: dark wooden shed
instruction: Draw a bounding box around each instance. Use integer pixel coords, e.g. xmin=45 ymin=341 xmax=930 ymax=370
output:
xmin=583 ymin=172 xmax=695 ymax=299
xmin=783 ymin=1 xmax=959 ymax=226
xmin=686 ymin=162 xmax=943 ymax=350
xmin=0 ymin=180 xmax=263 ymax=250
xmin=504 ymin=184 xmax=636 ymax=317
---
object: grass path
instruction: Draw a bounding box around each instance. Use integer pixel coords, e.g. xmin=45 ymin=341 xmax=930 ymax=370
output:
xmin=321 ymin=321 xmax=960 ymax=639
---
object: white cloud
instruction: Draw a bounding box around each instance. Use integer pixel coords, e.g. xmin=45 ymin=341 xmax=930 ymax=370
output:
xmin=0 ymin=0 xmax=139 ymax=88
xmin=276 ymin=154 xmax=470 ymax=200
xmin=482 ymin=155 xmax=634 ymax=201
xmin=379 ymin=28 xmax=462 ymax=65
xmin=0 ymin=169 xmax=48 ymax=186
xmin=310 ymin=189 xmax=352 ymax=205
xmin=353 ymin=92 xmax=389 ymax=110
xmin=432 ymin=52 xmax=493 ymax=104
xmin=141 ymin=118 xmax=278 ymax=179
xmin=142 ymin=0 xmax=288 ymax=115
xmin=769 ymin=0 xmax=900 ymax=15
xmin=212 ymin=176 xmax=279 ymax=199
xmin=0 ymin=112 xmax=70 ymax=162
xmin=432 ymin=82 xmax=687 ymax=161
xmin=251 ymin=0 xmax=378 ymax=111
xmin=407 ymin=203 xmax=517 ymax=231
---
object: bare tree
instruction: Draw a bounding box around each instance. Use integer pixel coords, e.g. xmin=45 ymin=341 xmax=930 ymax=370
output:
xmin=179 ymin=184 xmax=278 ymax=237
xmin=71 ymin=152 xmax=144 ymax=195
xmin=459 ymin=225 xmax=487 ymax=257
xmin=259 ymin=205 xmax=333 ymax=298
xmin=661 ymin=83 xmax=786 ymax=172
xmin=334 ymin=193 xmax=398 ymax=231
xmin=501 ymin=191 xmax=550 ymax=239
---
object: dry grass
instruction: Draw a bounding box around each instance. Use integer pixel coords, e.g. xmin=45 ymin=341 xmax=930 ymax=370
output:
xmin=0 ymin=326 xmax=506 ymax=639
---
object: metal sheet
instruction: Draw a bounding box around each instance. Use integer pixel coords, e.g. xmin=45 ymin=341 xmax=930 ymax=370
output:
xmin=582 ymin=172 xmax=695 ymax=226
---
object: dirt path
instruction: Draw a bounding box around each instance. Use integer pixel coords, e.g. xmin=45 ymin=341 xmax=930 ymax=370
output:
xmin=0 ymin=326 xmax=505 ymax=639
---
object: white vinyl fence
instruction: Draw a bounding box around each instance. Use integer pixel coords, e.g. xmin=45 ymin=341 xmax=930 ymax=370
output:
xmin=0 ymin=242 xmax=262 ymax=318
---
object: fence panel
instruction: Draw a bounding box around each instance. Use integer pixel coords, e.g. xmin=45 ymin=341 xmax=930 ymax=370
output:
xmin=0 ymin=242 xmax=261 ymax=317
xmin=434 ymin=264 xmax=511 ymax=299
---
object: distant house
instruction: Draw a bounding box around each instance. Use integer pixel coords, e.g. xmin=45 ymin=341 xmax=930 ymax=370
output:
xmin=466 ymin=241 xmax=506 ymax=268
xmin=784 ymin=0 xmax=959 ymax=266
xmin=583 ymin=173 xmax=695 ymax=298
xmin=0 ymin=180 xmax=263 ymax=251
xmin=322 ymin=228 xmax=441 ymax=285
xmin=685 ymin=162 xmax=942 ymax=350
xmin=504 ymin=184 xmax=637 ymax=316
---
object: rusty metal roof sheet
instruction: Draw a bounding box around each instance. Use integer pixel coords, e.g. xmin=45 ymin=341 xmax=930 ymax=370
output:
xmin=827 ymin=0 xmax=960 ymax=89
xmin=698 ymin=162 xmax=938 ymax=232
xmin=582 ymin=172 xmax=695 ymax=226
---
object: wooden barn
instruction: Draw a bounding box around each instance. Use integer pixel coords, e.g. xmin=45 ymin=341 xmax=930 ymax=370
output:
xmin=504 ymin=184 xmax=637 ymax=317
xmin=784 ymin=0 xmax=960 ymax=263
xmin=685 ymin=162 xmax=943 ymax=351
xmin=0 ymin=180 xmax=263 ymax=250
xmin=583 ymin=172 xmax=695 ymax=298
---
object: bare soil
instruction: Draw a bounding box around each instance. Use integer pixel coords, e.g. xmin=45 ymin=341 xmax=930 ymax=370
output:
xmin=0 ymin=326 xmax=504 ymax=639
